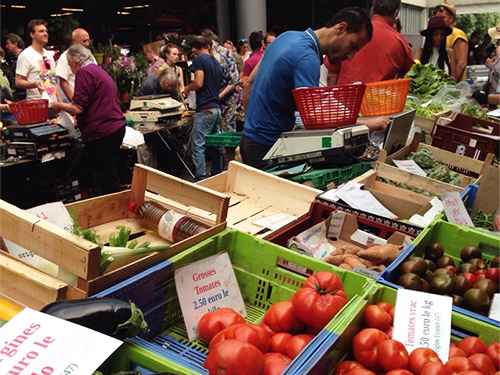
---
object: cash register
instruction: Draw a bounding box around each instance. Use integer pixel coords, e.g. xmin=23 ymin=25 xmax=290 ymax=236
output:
xmin=129 ymin=94 xmax=184 ymax=131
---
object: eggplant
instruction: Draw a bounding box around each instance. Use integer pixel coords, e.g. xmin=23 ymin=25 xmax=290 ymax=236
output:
xmin=41 ymin=298 xmax=148 ymax=339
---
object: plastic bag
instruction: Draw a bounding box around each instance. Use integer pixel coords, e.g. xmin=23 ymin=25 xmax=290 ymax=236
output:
xmin=429 ymin=81 xmax=473 ymax=113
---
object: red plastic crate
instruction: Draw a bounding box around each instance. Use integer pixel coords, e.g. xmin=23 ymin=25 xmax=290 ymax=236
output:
xmin=432 ymin=113 xmax=500 ymax=161
xmin=9 ymin=99 xmax=49 ymax=125
xmin=293 ymin=84 xmax=365 ymax=129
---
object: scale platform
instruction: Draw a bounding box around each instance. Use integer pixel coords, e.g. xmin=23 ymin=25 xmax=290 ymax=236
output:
xmin=263 ymin=124 xmax=370 ymax=168
xmin=130 ymin=94 xmax=182 ymax=112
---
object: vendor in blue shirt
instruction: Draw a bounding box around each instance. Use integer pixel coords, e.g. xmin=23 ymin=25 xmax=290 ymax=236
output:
xmin=240 ymin=7 xmax=373 ymax=170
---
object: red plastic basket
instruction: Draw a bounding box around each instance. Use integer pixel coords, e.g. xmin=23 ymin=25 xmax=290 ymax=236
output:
xmin=360 ymin=78 xmax=411 ymax=117
xmin=293 ymin=84 xmax=365 ymax=129
xmin=9 ymin=99 xmax=49 ymax=125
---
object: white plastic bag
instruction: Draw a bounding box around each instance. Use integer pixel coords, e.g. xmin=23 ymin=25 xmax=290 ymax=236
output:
xmin=430 ymin=81 xmax=473 ymax=113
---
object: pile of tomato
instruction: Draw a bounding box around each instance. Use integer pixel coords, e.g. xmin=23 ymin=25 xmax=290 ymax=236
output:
xmin=396 ymin=244 xmax=499 ymax=315
xmin=197 ymin=271 xmax=349 ymax=375
xmin=334 ymin=301 xmax=500 ymax=375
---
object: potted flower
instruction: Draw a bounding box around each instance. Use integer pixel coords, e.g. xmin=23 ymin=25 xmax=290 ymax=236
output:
xmin=93 ymin=43 xmax=105 ymax=65
xmin=105 ymin=54 xmax=145 ymax=101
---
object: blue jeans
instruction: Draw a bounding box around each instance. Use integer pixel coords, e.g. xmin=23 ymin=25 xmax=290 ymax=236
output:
xmin=192 ymin=108 xmax=223 ymax=181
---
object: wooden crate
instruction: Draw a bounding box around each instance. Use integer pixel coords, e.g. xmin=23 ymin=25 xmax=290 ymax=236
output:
xmin=0 ymin=164 xmax=230 ymax=300
xmin=414 ymin=109 xmax=452 ymax=143
xmin=196 ymin=161 xmax=322 ymax=239
xmin=378 ymin=133 xmax=494 ymax=187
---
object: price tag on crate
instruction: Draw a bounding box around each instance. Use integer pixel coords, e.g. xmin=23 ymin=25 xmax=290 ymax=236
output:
xmin=0 ymin=308 xmax=121 ymax=375
xmin=392 ymin=289 xmax=452 ymax=363
xmin=392 ymin=159 xmax=427 ymax=177
xmin=175 ymin=251 xmax=247 ymax=341
xmin=441 ymin=192 xmax=474 ymax=227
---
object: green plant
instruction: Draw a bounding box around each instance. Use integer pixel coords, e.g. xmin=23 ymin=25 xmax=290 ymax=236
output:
xmin=48 ymin=16 xmax=80 ymax=45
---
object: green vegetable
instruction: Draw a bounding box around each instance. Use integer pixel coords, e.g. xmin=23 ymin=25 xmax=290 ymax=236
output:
xmin=71 ymin=215 xmax=102 ymax=246
xmin=405 ymin=99 xmax=444 ymax=118
xmin=405 ymin=63 xmax=456 ymax=101
xmin=404 ymin=148 xmax=463 ymax=186
xmin=471 ymin=210 xmax=496 ymax=231
xmin=100 ymin=243 xmax=171 ymax=274
xmin=460 ymin=103 xmax=489 ymax=120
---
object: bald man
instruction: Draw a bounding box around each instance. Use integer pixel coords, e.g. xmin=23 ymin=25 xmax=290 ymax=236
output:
xmin=56 ymin=28 xmax=95 ymax=101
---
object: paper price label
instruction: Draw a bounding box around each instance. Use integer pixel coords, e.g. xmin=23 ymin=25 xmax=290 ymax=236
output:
xmin=393 ymin=289 xmax=452 ymax=363
xmin=442 ymin=192 xmax=474 ymax=227
xmin=175 ymin=252 xmax=247 ymax=341
xmin=393 ymin=159 xmax=427 ymax=176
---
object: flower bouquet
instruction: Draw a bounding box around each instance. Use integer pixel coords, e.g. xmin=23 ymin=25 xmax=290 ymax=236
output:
xmin=104 ymin=54 xmax=145 ymax=99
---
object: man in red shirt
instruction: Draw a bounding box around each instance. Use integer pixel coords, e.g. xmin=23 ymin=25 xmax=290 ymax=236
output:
xmin=333 ymin=0 xmax=414 ymax=85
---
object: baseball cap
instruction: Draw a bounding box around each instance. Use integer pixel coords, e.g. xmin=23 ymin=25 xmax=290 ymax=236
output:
xmin=433 ymin=2 xmax=456 ymax=18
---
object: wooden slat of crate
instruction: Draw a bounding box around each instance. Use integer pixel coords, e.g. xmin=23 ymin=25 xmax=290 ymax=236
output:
xmin=231 ymin=206 xmax=299 ymax=236
xmin=0 ymin=251 xmax=69 ymax=309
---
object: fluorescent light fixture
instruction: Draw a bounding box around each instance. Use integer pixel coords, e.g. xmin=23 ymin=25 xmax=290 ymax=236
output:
xmin=11 ymin=5 xmax=27 ymax=8
xmin=123 ymin=4 xmax=149 ymax=9
xmin=50 ymin=12 xmax=73 ymax=17
xmin=61 ymin=7 xmax=84 ymax=12
xmin=117 ymin=11 xmax=130 ymax=15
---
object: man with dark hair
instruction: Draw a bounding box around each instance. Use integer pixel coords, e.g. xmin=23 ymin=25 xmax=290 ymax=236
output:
xmin=240 ymin=7 xmax=373 ymax=170
xmin=333 ymin=0 xmax=414 ymax=85
xmin=434 ymin=1 xmax=468 ymax=81
xmin=468 ymin=31 xmax=481 ymax=65
xmin=15 ymin=19 xmax=62 ymax=102
xmin=4 ymin=33 xmax=26 ymax=99
xmin=243 ymin=31 xmax=264 ymax=83
xmin=183 ymin=36 xmax=223 ymax=181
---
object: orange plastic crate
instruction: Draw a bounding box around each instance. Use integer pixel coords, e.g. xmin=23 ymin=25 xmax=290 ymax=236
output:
xmin=360 ymin=78 xmax=411 ymax=117
xmin=293 ymin=84 xmax=365 ymax=129
xmin=9 ymin=99 xmax=49 ymax=125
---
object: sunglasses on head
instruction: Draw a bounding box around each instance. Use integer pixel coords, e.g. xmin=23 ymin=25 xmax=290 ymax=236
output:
xmin=240 ymin=38 xmax=247 ymax=43
xmin=42 ymin=56 xmax=50 ymax=69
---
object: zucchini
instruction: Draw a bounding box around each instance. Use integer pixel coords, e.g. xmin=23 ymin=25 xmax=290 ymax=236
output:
xmin=41 ymin=298 xmax=148 ymax=339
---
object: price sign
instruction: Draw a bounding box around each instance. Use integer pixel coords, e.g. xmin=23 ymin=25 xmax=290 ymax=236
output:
xmin=392 ymin=160 xmax=427 ymax=176
xmin=175 ymin=252 xmax=247 ymax=341
xmin=0 ymin=308 xmax=122 ymax=375
xmin=442 ymin=192 xmax=474 ymax=227
xmin=393 ymin=289 xmax=452 ymax=363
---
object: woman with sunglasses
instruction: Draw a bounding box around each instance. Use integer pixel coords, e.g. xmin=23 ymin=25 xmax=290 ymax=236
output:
xmin=15 ymin=19 xmax=62 ymax=103
xmin=236 ymin=38 xmax=250 ymax=62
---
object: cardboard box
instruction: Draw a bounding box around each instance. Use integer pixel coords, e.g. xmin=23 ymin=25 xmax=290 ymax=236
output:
xmin=0 ymin=164 xmax=230 ymax=304
xmin=196 ymin=161 xmax=321 ymax=238
xmin=379 ymin=133 xmax=494 ymax=186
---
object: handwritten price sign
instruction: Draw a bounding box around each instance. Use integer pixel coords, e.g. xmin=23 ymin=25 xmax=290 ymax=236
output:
xmin=0 ymin=309 xmax=122 ymax=375
xmin=441 ymin=192 xmax=474 ymax=227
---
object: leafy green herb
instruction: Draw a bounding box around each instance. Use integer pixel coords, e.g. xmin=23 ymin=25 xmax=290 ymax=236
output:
xmin=71 ymin=215 xmax=103 ymax=246
xmin=460 ymin=103 xmax=489 ymax=120
xmin=405 ymin=63 xmax=456 ymax=101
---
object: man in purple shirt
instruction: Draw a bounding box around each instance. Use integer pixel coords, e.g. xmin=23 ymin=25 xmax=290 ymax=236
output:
xmin=242 ymin=31 xmax=265 ymax=84
xmin=52 ymin=43 xmax=126 ymax=195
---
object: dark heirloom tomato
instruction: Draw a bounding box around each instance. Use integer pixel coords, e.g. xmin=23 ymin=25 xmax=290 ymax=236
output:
xmin=462 ymin=288 xmax=490 ymax=313
xmin=292 ymin=271 xmax=348 ymax=329
xmin=204 ymin=339 xmax=265 ymax=375
xmin=197 ymin=308 xmax=246 ymax=344
xmin=425 ymin=242 xmax=445 ymax=261
xmin=351 ymin=328 xmax=389 ymax=368
xmin=460 ymin=245 xmax=482 ymax=262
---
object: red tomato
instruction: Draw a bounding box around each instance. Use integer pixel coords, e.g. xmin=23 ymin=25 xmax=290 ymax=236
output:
xmin=261 ymin=301 xmax=305 ymax=335
xmin=468 ymin=353 xmax=496 ymax=375
xmin=352 ymin=328 xmax=389 ymax=368
xmin=449 ymin=347 xmax=468 ymax=359
xmin=209 ymin=323 xmax=270 ymax=353
xmin=485 ymin=342 xmax=500 ymax=370
xmin=333 ymin=361 xmax=366 ymax=375
xmin=378 ymin=339 xmax=410 ymax=371
xmin=409 ymin=347 xmax=442 ymax=375
xmin=270 ymin=332 xmax=292 ymax=355
xmin=420 ymin=361 xmax=451 ymax=375
xmin=285 ymin=334 xmax=314 ymax=359
xmin=445 ymin=357 xmax=478 ymax=375
xmin=389 ymin=306 xmax=396 ymax=321
xmin=292 ymin=271 xmax=348 ymax=329
xmin=457 ymin=337 xmax=486 ymax=356
xmin=485 ymin=268 xmax=500 ymax=283
xmin=345 ymin=369 xmax=376 ymax=375
xmin=263 ymin=352 xmax=292 ymax=375
xmin=475 ymin=270 xmax=487 ymax=279
xmin=377 ymin=301 xmax=393 ymax=313
xmin=384 ymin=325 xmax=394 ymax=339
xmin=364 ymin=304 xmax=393 ymax=331
xmin=445 ymin=265 xmax=458 ymax=274
xmin=456 ymin=371 xmax=484 ymax=375
xmin=197 ymin=308 xmax=246 ymax=344
xmin=462 ymin=273 xmax=478 ymax=287
xmin=386 ymin=370 xmax=414 ymax=375
xmin=203 ymin=339 xmax=265 ymax=375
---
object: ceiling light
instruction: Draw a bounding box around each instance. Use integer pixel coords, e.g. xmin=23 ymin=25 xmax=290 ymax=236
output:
xmin=61 ymin=8 xmax=84 ymax=12
xmin=117 ymin=11 xmax=130 ymax=15
xmin=11 ymin=5 xmax=27 ymax=8
xmin=123 ymin=4 xmax=149 ymax=9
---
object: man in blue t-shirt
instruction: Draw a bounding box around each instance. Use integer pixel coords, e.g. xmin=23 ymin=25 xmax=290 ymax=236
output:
xmin=183 ymin=36 xmax=223 ymax=181
xmin=240 ymin=7 xmax=373 ymax=170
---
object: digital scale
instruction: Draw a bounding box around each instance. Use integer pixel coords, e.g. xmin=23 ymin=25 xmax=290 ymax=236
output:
xmin=4 ymin=121 xmax=71 ymax=160
xmin=129 ymin=94 xmax=184 ymax=131
xmin=263 ymin=124 xmax=370 ymax=168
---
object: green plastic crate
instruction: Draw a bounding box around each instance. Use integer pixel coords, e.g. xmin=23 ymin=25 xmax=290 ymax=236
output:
xmin=292 ymin=283 xmax=500 ymax=375
xmin=379 ymin=219 xmax=500 ymax=327
xmin=289 ymin=162 xmax=372 ymax=190
xmin=114 ymin=228 xmax=378 ymax=374
xmin=205 ymin=131 xmax=242 ymax=147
